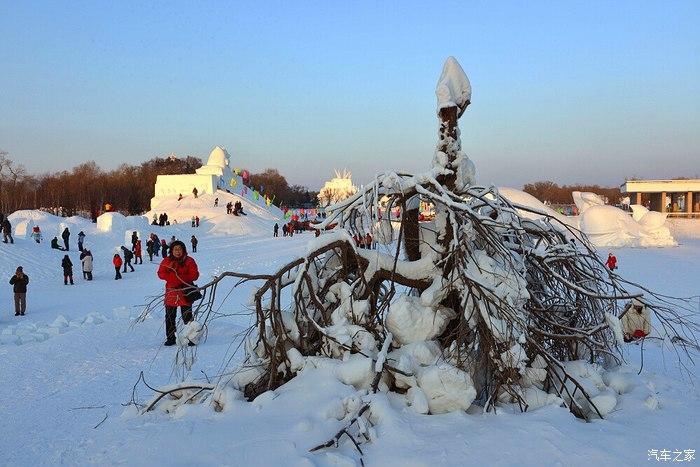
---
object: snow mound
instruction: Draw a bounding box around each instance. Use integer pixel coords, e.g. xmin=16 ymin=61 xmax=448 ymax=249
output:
xmin=0 ymin=312 xmax=110 ymax=346
xmin=148 ymin=191 xmax=282 ymax=238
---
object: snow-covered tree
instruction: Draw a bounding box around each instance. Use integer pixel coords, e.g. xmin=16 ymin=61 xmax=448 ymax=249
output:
xmin=140 ymin=57 xmax=698 ymax=461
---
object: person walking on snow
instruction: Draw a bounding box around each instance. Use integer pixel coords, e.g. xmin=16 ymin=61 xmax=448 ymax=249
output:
xmin=273 ymin=223 xmax=279 ymax=237
xmin=62 ymin=255 xmax=74 ymax=285
xmin=214 ymin=197 xmax=219 ymax=207
xmin=191 ymin=216 xmax=196 ymax=227
xmin=157 ymin=240 xmax=200 ymax=346
xmin=77 ymin=231 xmax=86 ymax=251
xmin=191 ymin=235 xmax=198 ymax=253
xmin=113 ymin=253 xmax=123 ymax=280
xmin=61 ymin=227 xmax=70 ymax=251
xmin=192 ymin=187 xmax=198 ymax=198
xmin=606 ymin=252 xmax=617 ymax=271
xmin=195 ymin=216 xmax=200 ymax=227
xmin=9 ymin=266 xmax=29 ymax=316
xmin=135 ymin=239 xmax=143 ymax=264
xmin=2 ymin=218 xmax=13 ymax=244
xmin=81 ymin=249 xmax=93 ymax=280
xmin=121 ymin=246 xmax=135 ymax=272
xmin=131 ymin=231 xmax=138 ymax=251
xmin=160 ymin=239 xmax=169 ymax=258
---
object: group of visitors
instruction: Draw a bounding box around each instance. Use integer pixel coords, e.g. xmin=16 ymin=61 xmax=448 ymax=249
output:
xmin=226 ymin=201 xmax=245 ymax=216
xmin=153 ymin=213 xmax=170 ymax=226
xmin=353 ymin=233 xmax=374 ymax=249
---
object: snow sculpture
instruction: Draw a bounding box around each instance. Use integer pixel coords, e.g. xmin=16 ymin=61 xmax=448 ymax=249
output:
xmin=317 ymin=169 xmax=358 ymax=207
xmin=195 ymin=146 xmax=234 ymax=182
xmin=499 ymin=188 xmax=676 ymax=247
xmin=153 ymin=146 xmax=233 ymax=200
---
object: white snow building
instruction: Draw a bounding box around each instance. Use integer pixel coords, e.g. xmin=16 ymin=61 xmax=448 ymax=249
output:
xmin=152 ymin=146 xmax=235 ymax=202
xmin=318 ymin=169 xmax=358 ymax=207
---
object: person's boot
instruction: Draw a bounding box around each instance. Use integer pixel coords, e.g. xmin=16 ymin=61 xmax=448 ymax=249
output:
xmin=164 ymin=339 xmax=176 ymax=346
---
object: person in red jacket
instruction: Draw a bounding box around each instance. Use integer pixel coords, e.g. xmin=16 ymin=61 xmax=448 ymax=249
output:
xmin=113 ymin=253 xmax=123 ymax=280
xmin=606 ymin=252 xmax=617 ymax=271
xmin=157 ymin=240 xmax=200 ymax=346
xmin=134 ymin=239 xmax=143 ymax=264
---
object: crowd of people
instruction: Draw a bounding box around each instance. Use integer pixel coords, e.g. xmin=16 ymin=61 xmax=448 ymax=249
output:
xmin=4 ymin=217 xmax=200 ymax=326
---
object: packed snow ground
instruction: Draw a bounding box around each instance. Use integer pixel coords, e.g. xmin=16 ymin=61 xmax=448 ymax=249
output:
xmin=1 ymin=209 xmax=698 ymax=466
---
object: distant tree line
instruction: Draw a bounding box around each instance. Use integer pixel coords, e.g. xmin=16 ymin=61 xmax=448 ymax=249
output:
xmin=0 ymin=150 xmax=318 ymax=217
xmin=249 ymin=168 xmax=319 ymax=207
xmin=522 ymin=180 xmax=623 ymax=205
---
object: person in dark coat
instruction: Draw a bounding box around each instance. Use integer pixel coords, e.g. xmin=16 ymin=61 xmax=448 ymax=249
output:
xmin=2 ymin=218 xmax=13 ymax=244
xmin=190 ymin=235 xmax=198 ymax=253
xmin=61 ymin=227 xmax=70 ymax=251
xmin=113 ymin=254 xmax=123 ymax=280
xmin=146 ymin=238 xmax=155 ymax=262
xmin=51 ymin=237 xmax=66 ymax=250
xmin=120 ymin=246 xmax=135 ymax=272
xmin=152 ymin=234 xmax=161 ymax=256
xmin=282 ymin=223 xmax=288 ymax=237
xmin=62 ymin=255 xmax=74 ymax=285
xmin=273 ymin=223 xmax=279 ymax=237
xmin=131 ymin=231 xmax=139 ymax=251
xmin=192 ymin=187 xmax=198 ymax=198
xmin=77 ymin=231 xmax=86 ymax=251
xmin=160 ymin=239 xmax=169 ymax=258
xmin=157 ymin=240 xmax=200 ymax=346
xmin=10 ymin=266 xmax=29 ymax=316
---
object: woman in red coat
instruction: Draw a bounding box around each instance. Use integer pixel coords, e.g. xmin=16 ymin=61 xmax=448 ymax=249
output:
xmin=157 ymin=240 xmax=200 ymax=346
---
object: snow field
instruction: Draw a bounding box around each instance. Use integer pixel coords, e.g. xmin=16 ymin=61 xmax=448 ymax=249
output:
xmin=0 ymin=206 xmax=698 ymax=466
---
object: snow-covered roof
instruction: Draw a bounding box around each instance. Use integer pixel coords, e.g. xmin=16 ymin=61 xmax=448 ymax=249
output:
xmin=621 ymin=179 xmax=700 ymax=193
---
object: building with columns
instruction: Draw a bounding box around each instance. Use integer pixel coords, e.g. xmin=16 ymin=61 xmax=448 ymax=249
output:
xmin=621 ymin=179 xmax=700 ymax=217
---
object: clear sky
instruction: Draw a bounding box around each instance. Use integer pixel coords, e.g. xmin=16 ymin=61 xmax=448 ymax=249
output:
xmin=1 ymin=0 xmax=698 ymax=190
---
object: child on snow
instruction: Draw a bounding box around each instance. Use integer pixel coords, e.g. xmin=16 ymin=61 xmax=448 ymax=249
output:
xmin=62 ymin=255 xmax=74 ymax=285
xmin=135 ymin=239 xmax=143 ymax=264
xmin=606 ymin=253 xmax=617 ymax=271
xmin=31 ymin=226 xmax=42 ymax=243
xmin=113 ymin=254 xmax=123 ymax=280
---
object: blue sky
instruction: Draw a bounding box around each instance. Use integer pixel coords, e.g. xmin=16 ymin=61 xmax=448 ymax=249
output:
xmin=1 ymin=0 xmax=698 ymax=189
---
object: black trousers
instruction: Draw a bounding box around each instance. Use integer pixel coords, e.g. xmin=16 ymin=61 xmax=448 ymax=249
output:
xmin=165 ymin=305 xmax=193 ymax=342
xmin=115 ymin=267 xmax=122 ymax=279
xmin=123 ymin=260 xmax=135 ymax=272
